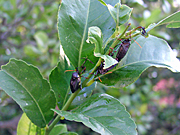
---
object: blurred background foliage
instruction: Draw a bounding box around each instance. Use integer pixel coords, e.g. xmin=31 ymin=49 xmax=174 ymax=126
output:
xmin=0 ymin=0 xmax=180 ymax=135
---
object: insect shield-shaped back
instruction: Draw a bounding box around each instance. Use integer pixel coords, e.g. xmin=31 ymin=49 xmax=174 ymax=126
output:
xmin=96 ymin=62 xmax=117 ymax=75
xmin=70 ymin=72 xmax=82 ymax=93
xmin=116 ymin=39 xmax=131 ymax=62
xmin=69 ymin=58 xmax=93 ymax=93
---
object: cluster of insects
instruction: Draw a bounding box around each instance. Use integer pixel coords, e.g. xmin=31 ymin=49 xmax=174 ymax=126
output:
xmin=69 ymin=26 xmax=148 ymax=93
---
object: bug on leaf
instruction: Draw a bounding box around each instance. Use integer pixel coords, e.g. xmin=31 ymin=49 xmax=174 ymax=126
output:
xmin=68 ymin=58 xmax=93 ymax=93
xmin=70 ymin=70 xmax=82 ymax=93
xmin=95 ymin=25 xmax=148 ymax=81
xmin=95 ymin=39 xmax=131 ymax=76
xmin=116 ymin=26 xmax=148 ymax=61
xmin=96 ymin=62 xmax=117 ymax=75
xmin=116 ymin=39 xmax=131 ymax=62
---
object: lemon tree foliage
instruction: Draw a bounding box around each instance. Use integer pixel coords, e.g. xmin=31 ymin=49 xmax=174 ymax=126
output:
xmin=0 ymin=0 xmax=180 ymax=135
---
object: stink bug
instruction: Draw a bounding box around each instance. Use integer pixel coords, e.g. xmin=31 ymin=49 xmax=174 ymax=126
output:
xmin=95 ymin=25 xmax=148 ymax=81
xmin=70 ymin=71 xmax=82 ymax=93
xmin=116 ymin=39 xmax=131 ymax=62
xmin=68 ymin=58 xmax=93 ymax=93
xmin=116 ymin=26 xmax=148 ymax=61
xmin=96 ymin=61 xmax=117 ymax=75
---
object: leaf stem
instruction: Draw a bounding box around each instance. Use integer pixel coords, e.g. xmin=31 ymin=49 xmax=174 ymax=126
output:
xmin=45 ymin=89 xmax=81 ymax=135
xmin=82 ymin=58 xmax=102 ymax=87
xmin=84 ymin=24 xmax=132 ymax=86
xmin=62 ymin=89 xmax=81 ymax=111
xmin=45 ymin=22 xmax=145 ymax=135
xmin=45 ymin=49 xmax=103 ymax=135
xmin=46 ymin=57 xmax=102 ymax=134
xmin=105 ymin=23 xmax=131 ymax=55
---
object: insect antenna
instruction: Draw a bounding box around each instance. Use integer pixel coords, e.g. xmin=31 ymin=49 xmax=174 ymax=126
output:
xmin=131 ymin=38 xmax=142 ymax=48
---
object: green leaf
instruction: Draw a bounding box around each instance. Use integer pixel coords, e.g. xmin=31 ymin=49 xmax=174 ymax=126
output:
xmin=17 ymin=113 xmax=45 ymax=135
xmin=69 ymin=82 xmax=97 ymax=110
xmin=24 ymin=45 xmax=42 ymax=57
xmin=98 ymin=54 xmax=118 ymax=69
xmin=107 ymin=3 xmax=132 ymax=26
xmin=58 ymin=0 xmax=118 ymax=68
xmin=49 ymin=55 xmax=74 ymax=109
xmin=87 ymin=26 xmax=104 ymax=54
xmin=60 ymin=132 xmax=78 ymax=135
xmin=98 ymin=0 xmax=107 ymax=6
xmin=158 ymin=11 xmax=180 ymax=27
xmin=49 ymin=124 xmax=67 ymax=135
xmin=99 ymin=35 xmax=180 ymax=87
xmin=0 ymin=59 xmax=56 ymax=127
xmin=87 ymin=26 xmax=118 ymax=69
xmin=147 ymin=11 xmax=180 ymax=32
xmin=52 ymin=94 xmax=137 ymax=135
xmin=166 ymin=22 xmax=180 ymax=28
xmin=34 ymin=31 xmax=48 ymax=53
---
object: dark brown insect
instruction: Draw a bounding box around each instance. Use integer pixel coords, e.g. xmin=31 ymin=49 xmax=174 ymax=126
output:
xmin=69 ymin=58 xmax=93 ymax=93
xmin=95 ymin=26 xmax=147 ymax=79
xmin=70 ymin=71 xmax=82 ymax=93
xmin=116 ymin=39 xmax=131 ymax=62
xmin=115 ymin=26 xmax=148 ymax=62
xmin=96 ymin=62 xmax=117 ymax=75
xmin=95 ymin=39 xmax=131 ymax=77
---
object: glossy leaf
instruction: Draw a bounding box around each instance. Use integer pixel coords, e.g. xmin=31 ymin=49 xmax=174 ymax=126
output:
xmin=98 ymin=35 xmax=180 ymax=87
xmin=99 ymin=55 xmax=118 ymax=69
xmin=49 ymin=124 xmax=67 ymax=135
xmin=53 ymin=94 xmax=137 ymax=135
xmin=58 ymin=0 xmax=118 ymax=68
xmin=0 ymin=59 xmax=56 ymax=127
xmin=158 ymin=11 xmax=180 ymax=27
xmin=147 ymin=11 xmax=180 ymax=32
xmin=49 ymin=49 xmax=74 ymax=109
xmin=87 ymin=26 xmax=118 ymax=69
xmin=107 ymin=3 xmax=132 ymax=26
xmin=87 ymin=26 xmax=104 ymax=54
xmin=17 ymin=113 xmax=45 ymax=135
xmin=69 ymin=82 xmax=97 ymax=110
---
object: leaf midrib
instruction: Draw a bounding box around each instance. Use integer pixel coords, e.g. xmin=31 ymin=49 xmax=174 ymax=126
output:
xmin=98 ymin=59 xmax=177 ymax=78
xmin=116 ymin=59 xmax=176 ymax=71
xmin=72 ymin=111 xmax=130 ymax=135
xmin=78 ymin=0 xmax=90 ymax=67
xmin=3 ymin=69 xmax=46 ymax=125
